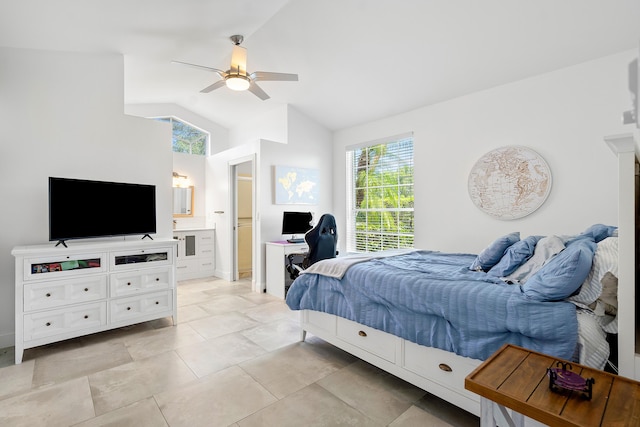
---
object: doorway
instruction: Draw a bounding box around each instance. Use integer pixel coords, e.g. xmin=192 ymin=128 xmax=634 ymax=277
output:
xmin=232 ymin=159 xmax=254 ymax=282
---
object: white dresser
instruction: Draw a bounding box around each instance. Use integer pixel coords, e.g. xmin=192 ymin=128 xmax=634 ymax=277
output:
xmin=12 ymin=239 xmax=178 ymax=364
xmin=173 ymin=228 xmax=215 ymax=281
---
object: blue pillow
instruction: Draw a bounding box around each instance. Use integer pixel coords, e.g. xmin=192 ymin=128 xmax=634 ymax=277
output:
xmin=521 ymin=239 xmax=596 ymax=301
xmin=470 ymin=232 xmax=520 ymax=272
xmin=567 ymin=224 xmax=617 ymax=246
xmin=488 ymin=235 xmax=542 ymax=277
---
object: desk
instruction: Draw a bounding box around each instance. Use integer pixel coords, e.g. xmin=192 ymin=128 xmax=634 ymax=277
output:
xmin=265 ymin=241 xmax=308 ymax=299
xmin=465 ymin=344 xmax=640 ymax=427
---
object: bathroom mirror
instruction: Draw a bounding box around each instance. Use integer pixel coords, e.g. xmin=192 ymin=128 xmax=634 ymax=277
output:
xmin=173 ymin=186 xmax=194 ymax=217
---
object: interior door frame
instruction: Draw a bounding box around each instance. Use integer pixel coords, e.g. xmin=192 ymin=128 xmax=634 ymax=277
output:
xmin=228 ymin=154 xmax=256 ymax=288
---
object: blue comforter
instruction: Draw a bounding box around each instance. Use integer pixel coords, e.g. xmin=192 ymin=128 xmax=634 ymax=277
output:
xmin=285 ymin=251 xmax=578 ymax=361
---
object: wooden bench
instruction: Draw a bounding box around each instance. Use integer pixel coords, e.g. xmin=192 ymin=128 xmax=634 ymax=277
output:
xmin=465 ymin=344 xmax=640 ymax=426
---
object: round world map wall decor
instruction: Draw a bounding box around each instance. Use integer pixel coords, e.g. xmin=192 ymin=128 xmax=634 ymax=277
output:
xmin=468 ymin=146 xmax=552 ymax=220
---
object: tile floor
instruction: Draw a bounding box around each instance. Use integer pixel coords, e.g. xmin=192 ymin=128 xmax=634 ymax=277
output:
xmin=0 ymin=277 xmax=479 ymax=426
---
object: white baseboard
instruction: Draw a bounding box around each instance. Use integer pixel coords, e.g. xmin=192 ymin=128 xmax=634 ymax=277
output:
xmin=0 ymin=332 xmax=14 ymax=350
xmin=215 ymin=269 xmax=232 ymax=281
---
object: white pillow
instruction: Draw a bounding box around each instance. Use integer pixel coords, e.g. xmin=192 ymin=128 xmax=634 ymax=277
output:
xmin=505 ymin=235 xmax=565 ymax=283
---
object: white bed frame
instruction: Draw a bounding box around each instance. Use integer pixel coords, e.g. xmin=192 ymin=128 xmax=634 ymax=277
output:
xmin=298 ymin=135 xmax=639 ymax=417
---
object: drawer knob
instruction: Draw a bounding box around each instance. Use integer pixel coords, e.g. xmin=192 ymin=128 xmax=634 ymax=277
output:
xmin=126 ymin=307 xmax=131 ymax=311
xmin=84 ymin=288 xmax=89 ymax=292
xmin=84 ymin=315 xmax=89 ymax=319
xmin=358 ymin=330 xmax=367 ymax=337
xmin=46 ymin=293 xmax=51 ymax=297
xmin=155 ymin=278 xmax=160 ymax=281
xmin=438 ymin=363 xmax=452 ymax=372
xmin=155 ymin=301 xmax=159 ymax=305
xmin=46 ymin=322 xmax=51 ymax=326
xmin=127 ymin=282 xmax=131 ymax=286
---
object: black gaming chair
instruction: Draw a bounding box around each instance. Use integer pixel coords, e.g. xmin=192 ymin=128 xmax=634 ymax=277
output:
xmin=287 ymin=214 xmax=338 ymax=280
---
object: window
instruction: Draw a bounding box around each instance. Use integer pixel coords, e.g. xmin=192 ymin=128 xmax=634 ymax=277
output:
xmin=156 ymin=117 xmax=209 ymax=156
xmin=346 ymin=133 xmax=414 ymax=253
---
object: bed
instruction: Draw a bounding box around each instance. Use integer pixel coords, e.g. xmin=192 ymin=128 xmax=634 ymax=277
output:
xmin=285 ymin=225 xmax=620 ymax=416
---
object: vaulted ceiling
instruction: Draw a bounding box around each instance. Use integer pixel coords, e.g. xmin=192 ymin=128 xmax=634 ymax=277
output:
xmin=1 ymin=0 xmax=639 ymax=131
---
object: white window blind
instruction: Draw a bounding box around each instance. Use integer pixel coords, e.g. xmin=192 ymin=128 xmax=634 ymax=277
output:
xmin=346 ymin=133 xmax=414 ymax=253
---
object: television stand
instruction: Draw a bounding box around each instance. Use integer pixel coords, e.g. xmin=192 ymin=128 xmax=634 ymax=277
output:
xmin=12 ymin=239 xmax=178 ymax=364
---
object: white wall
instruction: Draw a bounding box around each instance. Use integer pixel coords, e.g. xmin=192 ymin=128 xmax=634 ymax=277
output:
xmin=172 ymin=152 xmax=207 ymax=229
xmin=0 ymin=47 xmax=173 ymax=348
xmin=126 ymin=103 xmax=230 ymax=229
xmin=208 ymin=105 xmax=333 ymax=291
xmin=228 ymin=104 xmax=288 ymax=148
xmin=333 ymin=51 xmax=637 ymax=255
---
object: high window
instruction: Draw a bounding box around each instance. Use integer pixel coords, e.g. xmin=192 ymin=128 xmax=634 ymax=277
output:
xmin=346 ymin=133 xmax=414 ymax=253
xmin=156 ymin=117 xmax=209 ymax=156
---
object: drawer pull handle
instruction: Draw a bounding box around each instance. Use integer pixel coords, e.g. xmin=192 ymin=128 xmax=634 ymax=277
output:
xmin=46 ymin=293 xmax=51 ymax=297
xmin=126 ymin=307 xmax=131 ymax=311
xmin=155 ymin=301 xmax=159 ymax=305
xmin=358 ymin=330 xmax=367 ymax=337
xmin=439 ymin=363 xmax=452 ymax=372
xmin=46 ymin=322 xmax=51 ymax=326
xmin=84 ymin=288 xmax=89 ymax=292
xmin=155 ymin=278 xmax=160 ymax=281
xmin=127 ymin=282 xmax=131 ymax=286
xmin=84 ymin=315 xmax=89 ymax=319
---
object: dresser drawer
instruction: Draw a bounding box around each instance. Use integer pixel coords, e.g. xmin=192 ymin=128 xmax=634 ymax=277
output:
xmin=24 ymin=275 xmax=107 ymax=312
xmin=403 ymin=340 xmax=480 ymax=392
xmin=197 ymin=230 xmax=215 ymax=246
xmin=110 ymin=290 xmax=173 ymax=323
xmin=110 ymin=267 xmax=171 ymax=297
xmin=24 ymin=252 xmax=106 ymax=281
xmin=23 ymin=302 xmax=107 ymax=341
xmin=199 ymin=246 xmax=214 ymax=259
xmin=110 ymin=247 xmax=174 ymax=271
xmin=198 ymin=258 xmax=215 ymax=272
xmin=176 ymin=259 xmax=199 ymax=273
xmin=336 ymin=317 xmax=398 ymax=363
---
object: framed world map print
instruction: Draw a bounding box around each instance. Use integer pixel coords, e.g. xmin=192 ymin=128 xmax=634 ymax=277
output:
xmin=274 ymin=165 xmax=319 ymax=205
xmin=468 ymin=146 xmax=552 ymax=220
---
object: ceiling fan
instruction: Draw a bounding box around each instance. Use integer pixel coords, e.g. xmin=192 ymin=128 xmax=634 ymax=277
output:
xmin=172 ymin=35 xmax=298 ymax=100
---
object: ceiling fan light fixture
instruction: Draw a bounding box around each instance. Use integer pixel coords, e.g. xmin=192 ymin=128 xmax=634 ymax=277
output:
xmin=174 ymin=33 xmax=297 ymax=100
xmin=225 ymin=75 xmax=250 ymax=91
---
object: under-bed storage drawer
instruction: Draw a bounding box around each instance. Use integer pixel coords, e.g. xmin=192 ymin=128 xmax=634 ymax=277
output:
xmin=403 ymin=340 xmax=480 ymax=394
xmin=336 ymin=317 xmax=397 ymax=363
xmin=304 ymin=310 xmax=337 ymax=335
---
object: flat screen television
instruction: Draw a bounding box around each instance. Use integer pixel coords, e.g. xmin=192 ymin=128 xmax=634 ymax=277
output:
xmin=49 ymin=177 xmax=156 ymax=245
xmin=282 ymin=211 xmax=313 ymax=237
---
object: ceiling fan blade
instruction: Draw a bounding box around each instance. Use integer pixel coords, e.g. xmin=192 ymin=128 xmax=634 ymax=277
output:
xmin=251 ymin=71 xmax=298 ymax=82
xmin=248 ymin=82 xmax=270 ymax=100
xmin=172 ymin=61 xmax=226 ymax=79
xmin=200 ymin=80 xmax=226 ymax=93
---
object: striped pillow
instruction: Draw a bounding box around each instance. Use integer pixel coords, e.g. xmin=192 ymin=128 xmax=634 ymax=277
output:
xmin=568 ymin=237 xmax=618 ymax=307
